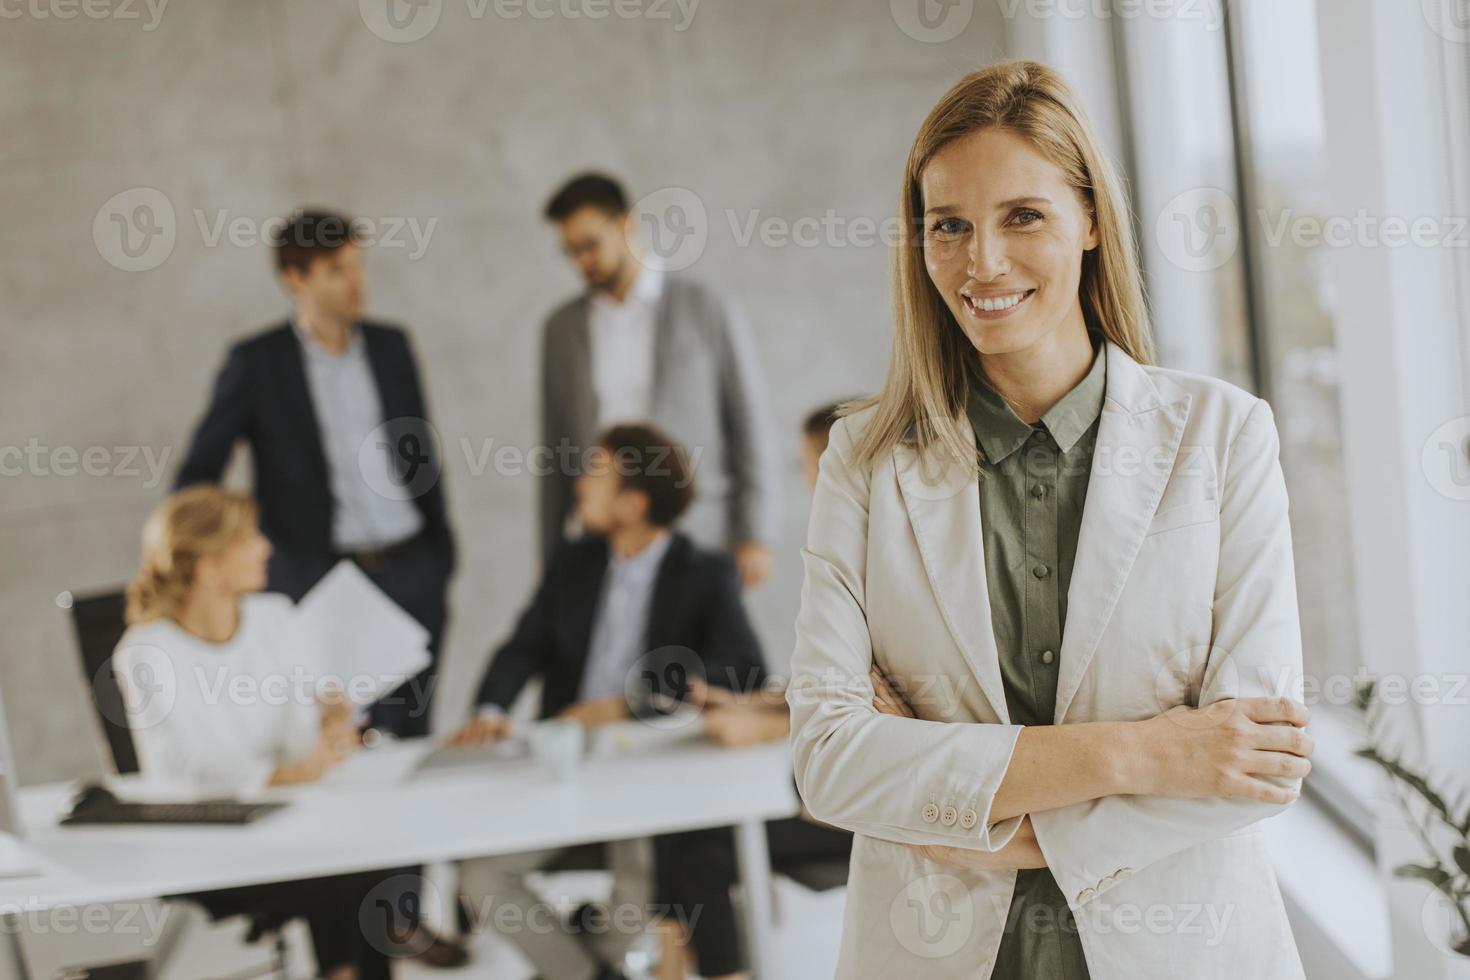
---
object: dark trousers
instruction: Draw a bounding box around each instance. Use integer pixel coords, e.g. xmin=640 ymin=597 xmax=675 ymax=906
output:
xmin=266 ymin=533 xmax=451 ymax=935
xmin=654 ymin=817 xmax=853 ymax=977
xmin=189 ymin=872 xmax=392 ymax=980
xmin=269 ymin=532 xmax=450 ymax=738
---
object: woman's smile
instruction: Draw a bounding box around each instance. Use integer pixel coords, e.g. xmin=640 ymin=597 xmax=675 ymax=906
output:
xmin=962 ymin=287 xmax=1037 ymax=320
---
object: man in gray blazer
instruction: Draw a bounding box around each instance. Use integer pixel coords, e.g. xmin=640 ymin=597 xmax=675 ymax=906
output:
xmin=538 ymin=173 xmax=778 ymax=587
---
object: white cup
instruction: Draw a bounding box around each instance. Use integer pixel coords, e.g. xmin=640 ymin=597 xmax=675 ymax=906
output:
xmin=529 ymin=719 xmax=585 ymax=781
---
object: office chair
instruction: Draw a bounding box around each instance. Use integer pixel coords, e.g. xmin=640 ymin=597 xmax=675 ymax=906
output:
xmin=60 ymin=589 xmax=293 ymax=979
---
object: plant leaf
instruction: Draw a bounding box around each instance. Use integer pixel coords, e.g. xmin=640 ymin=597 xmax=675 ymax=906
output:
xmin=1395 ymin=863 xmax=1453 ymax=888
xmin=1455 ymin=845 xmax=1470 ymax=878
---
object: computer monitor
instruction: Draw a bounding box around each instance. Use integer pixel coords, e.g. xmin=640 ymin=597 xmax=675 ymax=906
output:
xmin=0 ymin=682 xmax=23 ymax=839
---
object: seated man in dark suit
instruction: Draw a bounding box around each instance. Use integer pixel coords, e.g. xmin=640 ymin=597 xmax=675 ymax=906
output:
xmin=451 ymin=422 xmax=766 ymax=980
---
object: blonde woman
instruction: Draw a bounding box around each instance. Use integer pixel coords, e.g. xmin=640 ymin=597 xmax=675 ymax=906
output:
xmin=787 ymin=61 xmax=1313 ymax=979
xmin=117 ymin=486 xmax=389 ymax=980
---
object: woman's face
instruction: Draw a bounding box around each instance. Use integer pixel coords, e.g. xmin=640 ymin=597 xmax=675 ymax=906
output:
xmin=200 ymin=521 xmax=272 ymax=595
xmin=920 ymin=127 xmax=1098 ymax=357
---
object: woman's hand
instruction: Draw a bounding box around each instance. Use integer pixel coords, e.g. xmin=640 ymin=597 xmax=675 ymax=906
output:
xmin=869 ymin=666 xmax=916 ymax=718
xmin=914 ymin=815 xmax=1048 ymax=871
xmin=1132 ymin=697 xmax=1313 ymax=803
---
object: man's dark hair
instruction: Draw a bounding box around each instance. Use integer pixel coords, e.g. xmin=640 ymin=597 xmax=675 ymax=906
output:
xmin=595 ymin=422 xmax=696 ymax=528
xmin=803 ymin=399 xmax=861 ymax=451
xmin=271 ymin=208 xmax=361 ymax=275
xmin=543 ymin=173 xmax=629 ymax=222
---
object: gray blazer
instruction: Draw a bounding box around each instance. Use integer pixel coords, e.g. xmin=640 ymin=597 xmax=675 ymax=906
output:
xmin=539 ymin=273 xmax=778 ymax=560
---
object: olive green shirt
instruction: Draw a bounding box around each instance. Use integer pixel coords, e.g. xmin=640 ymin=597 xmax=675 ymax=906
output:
xmin=965 ymin=336 xmax=1106 ymax=980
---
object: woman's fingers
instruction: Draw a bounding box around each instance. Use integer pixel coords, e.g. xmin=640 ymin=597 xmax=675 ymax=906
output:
xmin=869 ymin=666 xmax=915 ymax=718
xmin=1226 ymin=772 xmax=1301 ymax=805
xmin=1244 ymin=750 xmax=1312 ymax=780
xmin=1238 ymin=695 xmax=1310 ymax=728
xmin=1250 ymin=722 xmax=1315 ymax=758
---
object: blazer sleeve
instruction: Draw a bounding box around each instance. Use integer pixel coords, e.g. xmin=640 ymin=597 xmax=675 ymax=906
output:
xmin=175 ymin=342 xmax=253 ymax=488
xmin=539 ymin=319 xmax=574 ymax=565
xmin=473 ymin=545 xmax=561 ymax=712
xmin=1029 ymin=398 xmax=1306 ymax=910
xmin=712 ymin=290 xmax=779 ymax=545
xmin=786 ymin=416 xmax=1027 ymax=849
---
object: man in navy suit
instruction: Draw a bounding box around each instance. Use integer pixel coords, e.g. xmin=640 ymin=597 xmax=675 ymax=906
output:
xmin=452 ymin=422 xmax=767 ymax=980
xmin=176 ymin=209 xmax=454 ymax=741
xmin=175 ymin=209 xmax=466 ymax=967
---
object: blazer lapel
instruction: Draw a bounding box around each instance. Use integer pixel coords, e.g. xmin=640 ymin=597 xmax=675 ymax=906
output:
xmin=1053 ymin=342 xmax=1191 ymax=724
xmin=648 ymin=275 xmax=677 ymax=422
xmin=894 ymin=426 xmax=1011 ymax=725
xmin=278 ymin=325 xmax=330 ymax=490
xmin=565 ymin=297 xmax=599 ymax=442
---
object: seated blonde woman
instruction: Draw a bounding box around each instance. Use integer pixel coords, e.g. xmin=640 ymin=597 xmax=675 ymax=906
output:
xmin=116 ymin=485 xmax=390 ymax=980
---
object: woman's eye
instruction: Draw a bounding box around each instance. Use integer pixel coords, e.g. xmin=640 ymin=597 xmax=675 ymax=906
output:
xmin=929 ymin=217 xmax=966 ymax=237
xmin=1011 ymin=208 xmax=1044 ymax=227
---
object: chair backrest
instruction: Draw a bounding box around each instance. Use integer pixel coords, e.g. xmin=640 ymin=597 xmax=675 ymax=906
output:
xmin=66 ymin=589 xmax=139 ymax=775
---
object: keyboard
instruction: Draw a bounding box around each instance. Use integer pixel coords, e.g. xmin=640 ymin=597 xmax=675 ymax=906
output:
xmin=60 ymin=785 xmax=286 ymax=826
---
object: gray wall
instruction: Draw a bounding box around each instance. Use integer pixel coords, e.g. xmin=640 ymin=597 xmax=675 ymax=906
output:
xmin=0 ymin=0 xmax=1010 ymax=785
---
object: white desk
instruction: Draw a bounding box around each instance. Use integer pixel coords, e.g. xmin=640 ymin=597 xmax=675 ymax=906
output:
xmin=1 ymin=733 xmax=800 ymax=978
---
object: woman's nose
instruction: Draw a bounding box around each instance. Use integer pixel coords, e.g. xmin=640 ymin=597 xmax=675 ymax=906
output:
xmin=967 ymin=230 xmax=1009 ymax=281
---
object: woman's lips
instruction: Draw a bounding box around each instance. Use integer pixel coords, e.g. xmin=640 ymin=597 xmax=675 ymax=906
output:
xmin=962 ymin=288 xmax=1036 ymax=320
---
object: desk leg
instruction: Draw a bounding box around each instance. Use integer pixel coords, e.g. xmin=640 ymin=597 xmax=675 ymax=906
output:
xmin=734 ymin=817 xmax=775 ymax=979
xmin=1 ymin=913 xmax=31 ymax=980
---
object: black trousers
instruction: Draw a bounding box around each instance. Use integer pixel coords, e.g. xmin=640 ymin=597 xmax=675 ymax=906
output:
xmin=189 ymin=872 xmax=392 ymax=979
xmin=654 ymin=817 xmax=853 ymax=977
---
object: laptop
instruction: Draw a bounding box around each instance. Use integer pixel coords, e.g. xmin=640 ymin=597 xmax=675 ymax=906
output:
xmin=412 ymin=736 xmax=534 ymax=777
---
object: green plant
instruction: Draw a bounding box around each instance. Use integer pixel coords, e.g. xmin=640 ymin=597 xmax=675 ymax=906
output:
xmin=1354 ymin=680 xmax=1470 ymax=957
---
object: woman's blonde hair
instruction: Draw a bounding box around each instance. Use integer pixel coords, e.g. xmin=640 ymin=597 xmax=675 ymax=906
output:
xmin=847 ymin=59 xmax=1154 ymax=471
xmin=125 ymin=485 xmax=257 ymax=624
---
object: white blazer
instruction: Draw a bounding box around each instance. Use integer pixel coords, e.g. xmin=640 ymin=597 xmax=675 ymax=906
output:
xmin=788 ymin=340 xmax=1307 ymax=979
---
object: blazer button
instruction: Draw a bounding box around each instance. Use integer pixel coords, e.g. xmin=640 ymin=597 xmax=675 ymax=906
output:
xmin=959 ymin=808 xmax=978 ymax=829
xmin=940 ymin=805 xmax=958 ymax=827
xmin=1033 ymin=564 xmax=1050 ymax=579
xmin=921 ymin=802 xmax=940 ymax=824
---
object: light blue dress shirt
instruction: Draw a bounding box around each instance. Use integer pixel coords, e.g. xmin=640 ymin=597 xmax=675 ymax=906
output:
xmin=577 ymin=531 xmax=674 ymax=702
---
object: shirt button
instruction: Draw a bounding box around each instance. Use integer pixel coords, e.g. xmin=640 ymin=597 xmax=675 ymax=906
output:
xmin=921 ymin=803 xmax=940 ymax=824
xmin=1030 ymin=484 xmax=1045 ymax=499
xmin=940 ymin=805 xmax=959 ymax=827
xmin=1033 ymin=564 xmax=1050 ymax=579
xmin=959 ymin=808 xmax=978 ymax=829
xmin=1040 ymin=649 xmax=1055 ymax=665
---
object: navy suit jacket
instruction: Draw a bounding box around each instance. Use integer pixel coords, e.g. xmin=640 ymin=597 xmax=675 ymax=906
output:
xmin=474 ymin=532 xmax=766 ymax=719
xmin=175 ymin=320 xmax=455 ymax=598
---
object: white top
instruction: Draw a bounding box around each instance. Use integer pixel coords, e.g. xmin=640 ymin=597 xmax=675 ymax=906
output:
xmin=113 ymin=594 xmax=320 ymax=798
xmin=588 ymin=265 xmax=662 ymax=427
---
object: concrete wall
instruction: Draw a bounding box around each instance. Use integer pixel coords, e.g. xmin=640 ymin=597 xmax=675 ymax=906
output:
xmin=0 ymin=0 xmax=1011 ymax=784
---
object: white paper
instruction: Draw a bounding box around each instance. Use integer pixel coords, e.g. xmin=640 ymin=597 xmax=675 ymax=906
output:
xmin=291 ymin=561 xmax=431 ymax=708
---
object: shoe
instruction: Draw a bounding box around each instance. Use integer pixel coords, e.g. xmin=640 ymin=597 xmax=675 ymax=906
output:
xmin=383 ymin=923 xmax=471 ymax=968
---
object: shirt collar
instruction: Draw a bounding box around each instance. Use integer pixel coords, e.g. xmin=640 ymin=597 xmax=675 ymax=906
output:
xmin=591 ymin=264 xmax=663 ymax=312
xmin=291 ymin=315 xmax=362 ymax=357
xmin=607 ymin=529 xmax=673 ymax=583
xmin=965 ymin=335 xmax=1107 ymax=463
